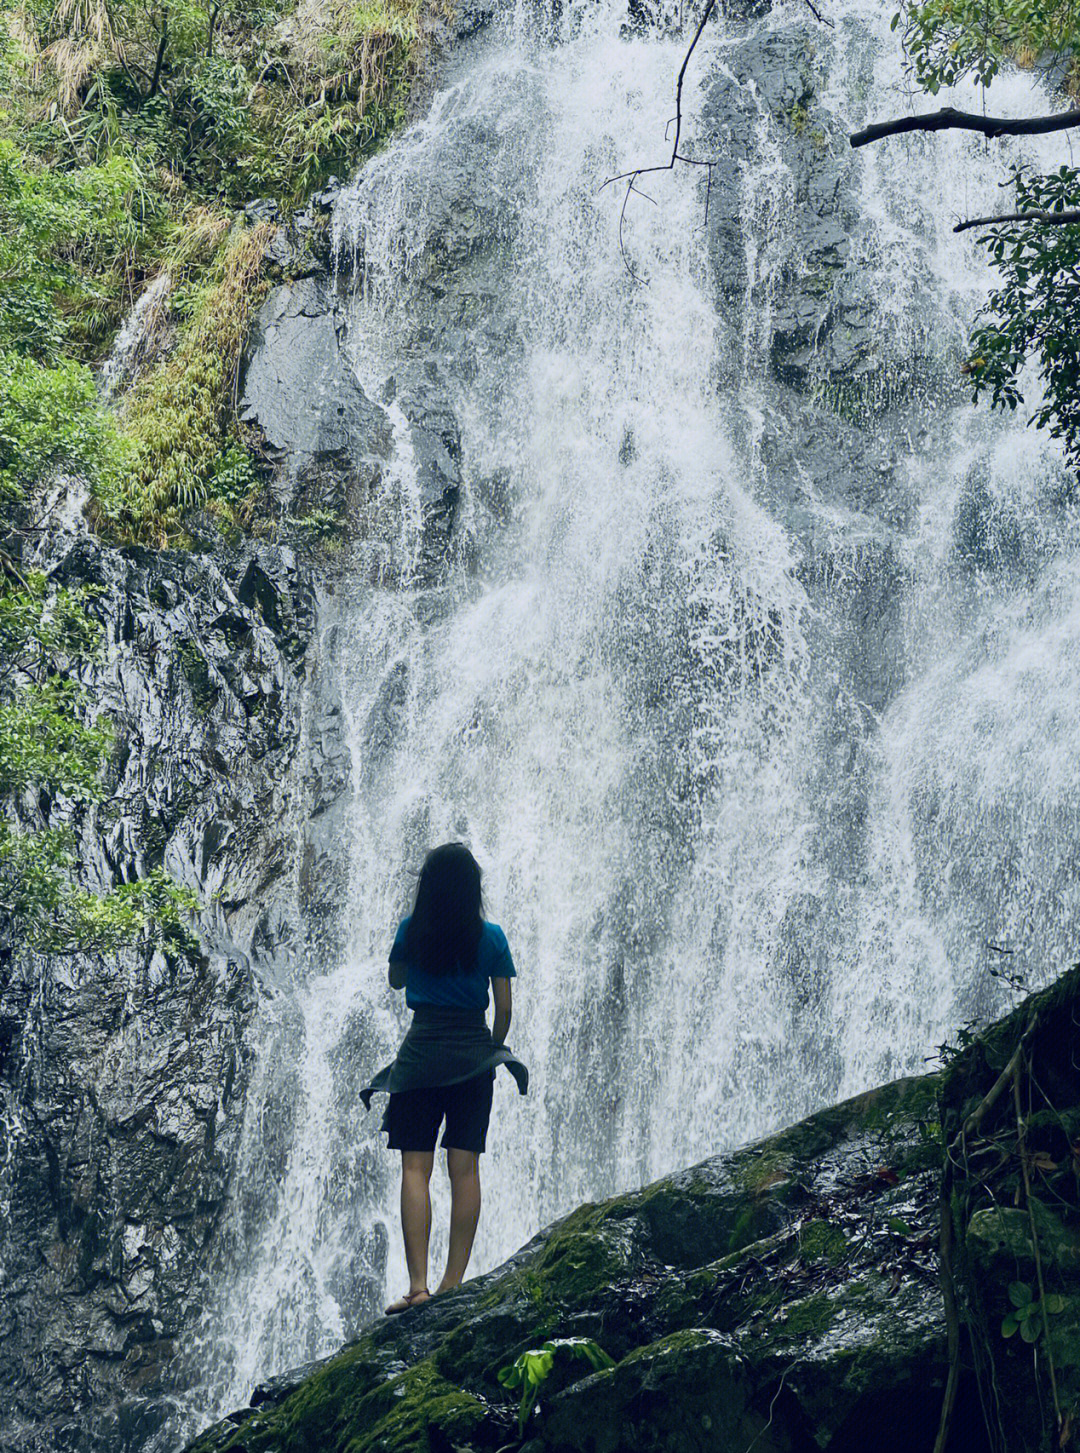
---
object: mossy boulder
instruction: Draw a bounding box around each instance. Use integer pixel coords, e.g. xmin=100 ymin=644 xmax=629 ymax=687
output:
xmin=541 ymin=1330 xmax=761 ymax=1453
xmin=187 ymin=1067 xmax=948 ymax=1453
xmin=185 ymin=969 xmax=1080 ymax=1453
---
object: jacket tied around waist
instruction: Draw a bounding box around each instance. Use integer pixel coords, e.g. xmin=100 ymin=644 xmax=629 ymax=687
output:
xmin=360 ymin=1003 xmax=529 ymax=1108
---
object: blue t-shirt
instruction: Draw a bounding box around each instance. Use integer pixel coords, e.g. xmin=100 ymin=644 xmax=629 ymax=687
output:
xmin=390 ymin=917 xmax=516 ymax=1010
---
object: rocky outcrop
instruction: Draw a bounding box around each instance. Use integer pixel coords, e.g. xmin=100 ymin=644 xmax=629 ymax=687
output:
xmin=184 ymin=968 xmax=1080 ymax=1453
xmin=184 ymin=1062 xmax=949 ymax=1453
xmin=0 ymin=510 xmax=316 ymax=1453
xmin=238 ymin=18 xmax=519 ymax=583
xmin=240 ymin=272 xmax=392 ymax=523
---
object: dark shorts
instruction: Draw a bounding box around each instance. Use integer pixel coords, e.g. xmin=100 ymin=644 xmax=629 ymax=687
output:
xmin=383 ymin=1071 xmax=495 ymax=1155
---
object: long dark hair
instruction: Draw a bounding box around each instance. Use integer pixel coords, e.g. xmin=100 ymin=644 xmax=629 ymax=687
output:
xmin=405 ymin=842 xmax=484 ymax=975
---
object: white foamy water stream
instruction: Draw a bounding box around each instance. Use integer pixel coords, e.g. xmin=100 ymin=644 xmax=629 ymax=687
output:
xmin=177 ymin=0 xmax=1080 ymax=1431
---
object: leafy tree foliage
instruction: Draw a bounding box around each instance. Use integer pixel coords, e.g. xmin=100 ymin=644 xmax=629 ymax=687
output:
xmin=892 ymin=0 xmax=1080 ymax=467
xmin=966 ymin=166 xmax=1080 ymax=474
xmin=0 ymin=0 xmax=437 ymax=538
xmin=0 ymin=571 xmax=199 ymax=954
xmin=0 ymin=351 xmax=125 ymax=500
xmin=899 ymin=0 xmax=1079 ymax=94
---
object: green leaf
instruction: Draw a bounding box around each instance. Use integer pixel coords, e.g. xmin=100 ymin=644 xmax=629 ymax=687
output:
xmin=1044 ymin=1295 xmax=1066 ymax=1315
xmin=1002 ymin=1314 xmax=1019 ymax=1338
xmin=1008 ymin=1281 xmax=1033 ymax=1308
xmin=1019 ymin=1318 xmax=1039 ymax=1344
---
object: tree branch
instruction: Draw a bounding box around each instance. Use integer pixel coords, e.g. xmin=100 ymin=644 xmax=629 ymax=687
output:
xmin=601 ymin=0 xmax=829 ymax=281
xmin=954 ymin=208 xmax=1080 ymax=232
xmin=599 ymin=0 xmax=721 ymax=281
xmin=850 ymin=105 xmax=1080 ymax=149
xmin=148 ymin=16 xmax=169 ymax=99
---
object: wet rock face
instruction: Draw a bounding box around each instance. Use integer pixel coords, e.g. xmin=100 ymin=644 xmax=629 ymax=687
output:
xmin=239 ymin=270 xmax=469 ymax=577
xmin=702 ymin=24 xmax=868 ymax=387
xmin=240 ymin=274 xmax=392 ymax=521
xmin=239 ymin=24 xmax=519 ymax=583
xmin=0 ymin=524 xmax=316 ymax=1453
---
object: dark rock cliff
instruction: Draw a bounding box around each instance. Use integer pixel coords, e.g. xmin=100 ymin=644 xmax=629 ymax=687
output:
xmin=183 ymin=968 xmax=1080 ymax=1453
xmin=0 ymin=512 xmax=316 ymax=1453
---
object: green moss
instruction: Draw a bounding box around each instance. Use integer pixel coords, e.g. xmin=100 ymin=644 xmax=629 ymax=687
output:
xmin=773 ymin=1290 xmax=837 ymax=1340
xmin=621 ymin=1327 xmax=718 ymax=1364
xmin=177 ymin=641 xmax=218 ymax=715
xmin=787 ymin=101 xmax=811 ymax=133
xmin=477 ymin=1266 xmax=547 ymax=1312
xmin=191 ymin=1350 xmax=488 ymax=1453
xmin=967 ymin=1204 xmax=1080 ymax=1271
xmin=798 ymin=1219 xmax=849 ymax=1267
xmin=93 ymin=225 xmax=272 ymax=545
xmin=816 ymin=368 xmax=905 ymax=423
xmin=530 ymin=1205 xmax=636 ymax=1306
xmin=340 ymin=1361 xmax=488 ymax=1453
xmin=729 ymin=1143 xmax=794 ymax=1196
xmin=1047 ymin=1302 xmax=1080 ymax=1369
xmin=724 ymin=1203 xmax=777 ymax=1257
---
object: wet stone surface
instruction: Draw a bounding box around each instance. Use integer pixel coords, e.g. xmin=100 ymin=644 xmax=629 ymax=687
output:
xmin=0 ymin=520 xmax=317 ymax=1453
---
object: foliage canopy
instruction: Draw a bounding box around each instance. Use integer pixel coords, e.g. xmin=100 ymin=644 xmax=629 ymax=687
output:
xmin=893 ymin=0 xmax=1080 ymax=470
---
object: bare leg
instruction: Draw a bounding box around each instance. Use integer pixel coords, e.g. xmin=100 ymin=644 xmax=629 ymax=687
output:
xmin=399 ymin=1151 xmax=434 ymax=1299
xmin=437 ymin=1148 xmax=481 ymax=1292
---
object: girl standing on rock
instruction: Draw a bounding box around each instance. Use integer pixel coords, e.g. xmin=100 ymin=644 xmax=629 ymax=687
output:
xmin=361 ymin=842 xmax=528 ymax=1314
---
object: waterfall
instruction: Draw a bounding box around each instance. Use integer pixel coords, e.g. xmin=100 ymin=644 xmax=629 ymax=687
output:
xmin=181 ymin=0 xmax=1077 ymax=1431
xmin=99 ymin=270 xmax=173 ymax=399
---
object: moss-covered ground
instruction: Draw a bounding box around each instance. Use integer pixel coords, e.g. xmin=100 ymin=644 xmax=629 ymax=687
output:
xmin=186 ymin=1049 xmax=951 ymax=1453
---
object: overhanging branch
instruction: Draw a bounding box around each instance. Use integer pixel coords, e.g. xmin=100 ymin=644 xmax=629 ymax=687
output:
xmin=954 ymin=208 xmax=1080 ymax=232
xmin=602 ymin=0 xmax=831 ymax=282
xmin=850 ymin=105 xmax=1080 ymax=148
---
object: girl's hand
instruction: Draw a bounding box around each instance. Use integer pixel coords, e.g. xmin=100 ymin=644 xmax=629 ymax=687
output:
xmin=389 ymin=959 xmax=407 ymax=991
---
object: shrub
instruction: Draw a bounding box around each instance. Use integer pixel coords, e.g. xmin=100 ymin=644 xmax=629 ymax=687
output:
xmin=0 ymin=350 xmax=124 ymax=500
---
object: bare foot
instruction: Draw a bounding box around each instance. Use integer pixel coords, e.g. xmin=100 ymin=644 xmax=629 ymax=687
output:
xmin=384 ymin=1289 xmax=431 ymax=1315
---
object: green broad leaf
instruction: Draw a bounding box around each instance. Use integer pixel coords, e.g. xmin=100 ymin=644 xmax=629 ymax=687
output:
xmin=1019 ymin=1318 xmax=1039 ymax=1344
xmin=1044 ymin=1295 xmax=1066 ymax=1315
xmin=1008 ymin=1281 xmax=1033 ymax=1308
xmin=888 ymin=1217 xmax=912 ymax=1236
xmin=1001 ymin=1314 xmax=1019 ymax=1338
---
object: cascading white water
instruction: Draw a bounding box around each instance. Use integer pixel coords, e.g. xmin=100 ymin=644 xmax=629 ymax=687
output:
xmin=181 ymin=0 xmax=1079 ymax=1432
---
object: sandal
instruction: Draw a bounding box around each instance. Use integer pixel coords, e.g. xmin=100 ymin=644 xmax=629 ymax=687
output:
xmin=384 ymin=1288 xmax=431 ymax=1315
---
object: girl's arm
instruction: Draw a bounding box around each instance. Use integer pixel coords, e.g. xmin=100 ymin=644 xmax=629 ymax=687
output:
xmin=492 ymin=976 xmax=512 ymax=1045
xmin=389 ymin=959 xmax=407 ymax=990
